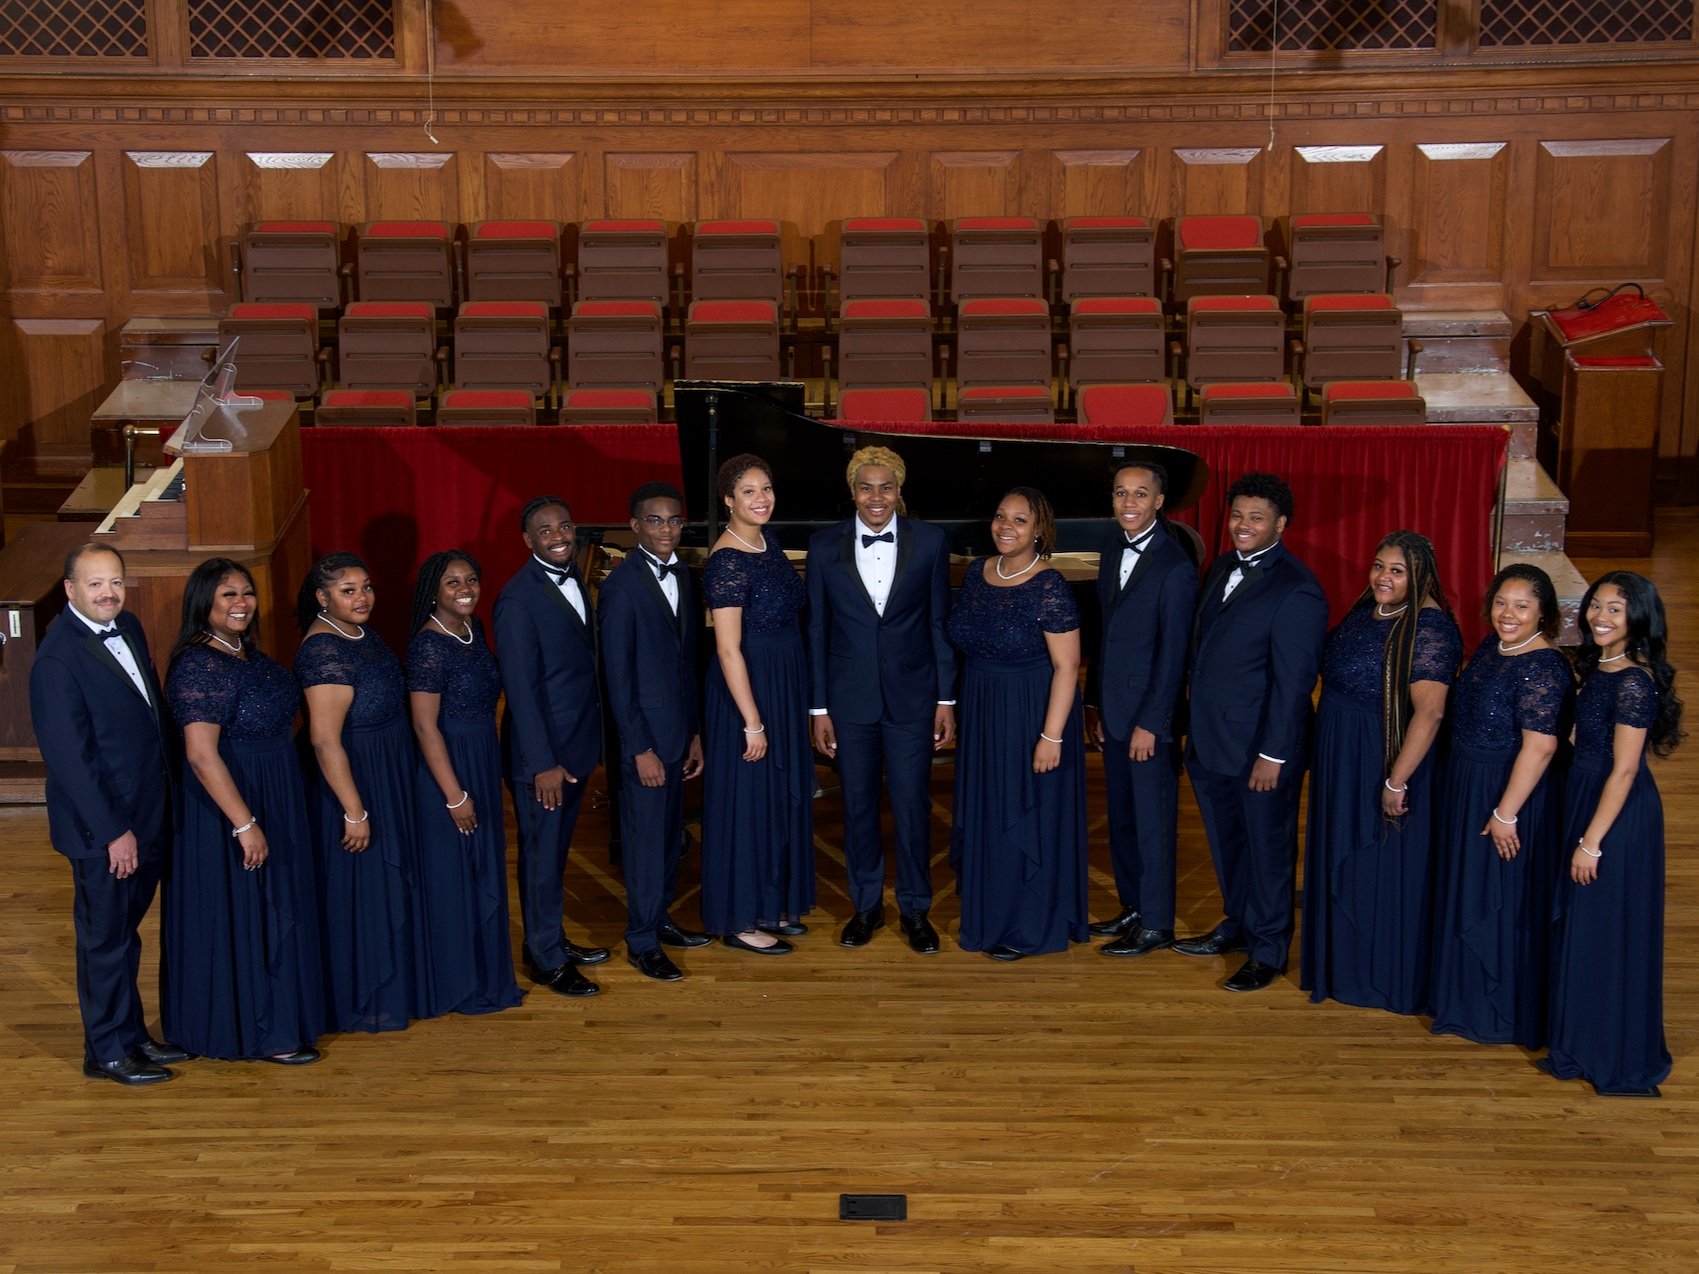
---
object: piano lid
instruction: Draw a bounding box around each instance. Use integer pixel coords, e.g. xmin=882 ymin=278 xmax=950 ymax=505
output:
xmin=673 ymin=380 xmax=1208 ymax=532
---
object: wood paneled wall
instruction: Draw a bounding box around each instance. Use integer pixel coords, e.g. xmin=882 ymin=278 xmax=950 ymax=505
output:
xmin=2 ymin=59 xmax=1698 ymax=496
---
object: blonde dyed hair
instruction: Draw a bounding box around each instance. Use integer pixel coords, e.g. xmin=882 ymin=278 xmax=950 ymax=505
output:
xmin=845 ymin=445 xmax=908 ymax=516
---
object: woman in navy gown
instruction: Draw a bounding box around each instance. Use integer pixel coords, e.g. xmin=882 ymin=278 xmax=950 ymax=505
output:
xmin=1428 ymin=563 xmax=1573 ymax=1047
xmin=407 ymin=550 xmax=523 ymax=1015
xmin=701 ymin=454 xmax=815 ymax=953
xmin=295 ymin=552 xmax=434 ymax=1031
xmin=1540 ymin=571 xmax=1683 ymax=1096
xmin=162 ymin=558 xmax=324 ymax=1064
xmin=1301 ymin=531 xmax=1461 ymax=1013
xmin=947 ymin=487 xmax=1087 ymax=960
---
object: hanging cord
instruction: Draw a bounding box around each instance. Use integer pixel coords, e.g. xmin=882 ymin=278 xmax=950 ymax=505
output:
xmin=1266 ymin=0 xmax=1279 ymax=151
xmin=423 ymin=0 xmax=439 ymax=144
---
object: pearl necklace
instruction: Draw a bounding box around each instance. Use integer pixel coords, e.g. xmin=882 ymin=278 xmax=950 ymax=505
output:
xmin=205 ymin=629 xmax=243 ymax=654
xmin=726 ymin=526 xmax=766 ymax=553
xmin=995 ymin=552 xmax=1040 ymax=581
xmin=1375 ymin=603 xmax=1408 ymax=618
xmin=1598 ymin=650 xmax=1629 ymax=665
xmin=317 ymin=612 xmax=365 ymax=640
xmin=431 ymin=613 xmax=474 ymax=645
xmin=1498 ymin=632 xmax=1539 ymax=654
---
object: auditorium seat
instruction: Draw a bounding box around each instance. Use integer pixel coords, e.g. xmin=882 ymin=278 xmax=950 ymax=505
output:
xmin=955 ymin=297 xmax=1053 ymax=392
xmin=950 ymin=217 xmax=1044 ymax=305
xmin=436 ymin=388 xmax=538 ymax=426
xmin=683 ymin=299 xmax=781 ymax=381
xmin=464 ymin=220 xmax=563 ymax=308
xmin=355 ymin=221 xmax=454 ymax=308
xmin=957 ymin=384 xmax=1055 ymax=425
xmin=837 ymin=385 xmax=932 ymax=423
xmin=1172 ymin=216 xmax=1272 ymax=304
xmin=1320 ymin=380 xmax=1427 ymax=426
xmin=453 ymin=301 xmax=559 ymax=409
xmin=238 ymin=221 xmax=343 ymax=311
xmin=1284 ymin=213 xmax=1389 ymax=301
xmin=1197 ymin=381 xmax=1302 ymax=425
xmin=336 ymin=301 xmax=440 ymax=397
xmin=1184 ymin=295 xmax=1285 ymax=399
xmin=558 ymin=388 xmax=658 ymax=424
xmin=1060 ymin=217 xmax=1158 ymax=302
xmin=834 ymin=218 xmax=931 ymax=306
xmin=837 ymin=298 xmax=933 ymax=397
xmin=1068 ymin=297 xmax=1166 ymax=398
xmin=1076 ymin=383 xmax=1174 ymax=427
xmin=316 ymin=388 xmax=417 ymax=427
xmin=690 ymin=219 xmax=788 ymax=317
xmin=573 ymin=219 xmax=672 ymax=310
xmin=1298 ymin=293 xmax=1404 ymax=400
xmin=566 ymin=299 xmax=664 ymax=393
xmin=218 ymin=302 xmax=326 ymax=398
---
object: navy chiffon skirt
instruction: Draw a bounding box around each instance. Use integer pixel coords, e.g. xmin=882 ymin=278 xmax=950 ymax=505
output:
xmin=700 ymin=626 xmax=816 ymax=933
xmin=952 ymin=655 xmax=1088 ymax=954
xmin=163 ymin=733 xmax=326 ymax=1058
xmin=1546 ymin=758 xmax=1670 ymax=1092
xmin=1300 ymin=692 xmax=1438 ymax=1014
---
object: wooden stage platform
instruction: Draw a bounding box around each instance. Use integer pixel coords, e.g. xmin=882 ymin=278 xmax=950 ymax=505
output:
xmin=0 ymin=514 xmax=1694 ymax=1274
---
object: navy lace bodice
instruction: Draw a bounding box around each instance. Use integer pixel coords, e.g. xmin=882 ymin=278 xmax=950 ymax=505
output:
xmin=1573 ymin=666 xmax=1658 ymax=766
xmin=946 ymin=563 xmax=1080 ymax=663
xmin=294 ymin=630 xmax=406 ymax=727
xmin=704 ymin=536 xmax=804 ymax=634
xmin=167 ymin=644 xmax=299 ymax=741
xmin=1450 ymin=638 xmax=1573 ymax=750
xmin=407 ymin=620 xmax=500 ymax=721
xmin=1322 ymin=605 xmax=1462 ymax=706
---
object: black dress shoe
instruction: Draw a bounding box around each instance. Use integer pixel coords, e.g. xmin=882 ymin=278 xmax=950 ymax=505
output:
xmin=1100 ymin=926 xmax=1174 ymax=957
xmin=564 ymin=939 xmax=610 ymax=966
xmin=83 ymin=1055 xmax=173 ymax=1085
xmin=628 ymin=948 xmax=684 ymax=981
xmin=758 ymin=921 xmax=807 ymax=937
xmin=1223 ymin=958 xmax=1282 ymax=992
xmin=140 ymin=1038 xmax=194 ymax=1065
xmin=656 ymin=922 xmax=711 ymax=949
xmin=1172 ymin=924 xmax=1248 ymax=957
xmin=899 ymin=911 xmax=941 ymax=954
xmin=985 ymin=945 xmax=1027 ymax=962
xmin=1088 ymin=906 xmax=1141 ymax=938
xmin=838 ymin=907 xmax=887 ymax=948
xmin=539 ymin=963 xmax=600 ymax=997
xmin=262 ymin=1047 xmax=322 ymax=1066
xmin=723 ymin=933 xmax=793 ymax=955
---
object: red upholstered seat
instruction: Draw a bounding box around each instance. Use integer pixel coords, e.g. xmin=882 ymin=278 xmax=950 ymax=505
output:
xmin=344 ymin=301 xmax=432 ymax=319
xmin=1203 ymin=381 xmax=1299 ymax=399
xmin=1324 ymin=380 xmax=1417 ymax=400
xmin=1077 ymin=384 xmax=1174 ymax=427
xmin=465 ymin=221 xmax=561 ymax=307
xmin=324 ymin=389 xmax=413 ymax=407
xmin=838 ymin=386 xmax=931 ymax=423
xmin=1173 ymin=216 xmax=1271 ymax=302
xmin=437 ymin=387 xmax=537 ymax=426
xmin=460 ymin=300 xmax=548 ymax=319
xmin=684 ymin=298 xmax=780 ymax=380
xmin=1184 ymin=294 xmax=1285 ymax=391
xmin=1069 ymin=296 xmax=1166 ymax=389
xmin=1198 ymin=381 xmax=1301 ymax=425
xmin=443 ymin=389 xmax=532 ymax=408
xmin=220 ymin=303 xmax=324 ymax=396
xmin=472 ymin=220 xmax=556 ymax=239
xmin=1305 ymin=293 xmax=1394 ymax=312
xmin=959 ymin=297 xmax=1048 ymax=317
xmin=689 ymin=299 xmax=777 ymax=323
xmin=240 ymin=223 xmax=343 ymax=310
xmin=230 ymin=302 xmax=315 ymax=322
xmin=1189 ymin=295 xmax=1280 ymax=312
xmin=841 ymin=298 xmax=930 ymax=319
xmin=559 ymin=387 xmax=658 ymax=424
xmin=957 ymin=383 xmax=1055 ymax=424
xmin=1300 ymin=293 xmax=1404 ymax=389
xmin=697 ymin=219 xmax=780 ymax=235
xmin=562 ymin=388 xmax=652 ymax=409
xmin=691 ymin=220 xmax=785 ymax=308
xmin=1320 ymin=379 xmax=1426 ymax=425
xmin=1062 ymin=217 xmax=1158 ymax=301
xmin=961 ymin=384 xmax=1051 ymax=398
xmin=454 ymin=300 xmax=556 ymax=401
xmin=956 ymin=297 xmax=1053 ymax=390
xmin=1178 ymin=216 xmax=1261 ymax=249
xmin=318 ymin=388 xmax=418 ymax=428
xmin=356 ymin=221 xmax=454 ymax=307
xmin=836 ymin=218 xmax=931 ymax=305
xmin=837 ymin=298 xmax=933 ymax=399
xmin=338 ymin=300 xmax=439 ymax=395
xmin=1067 ymin=216 xmax=1152 ymax=229
xmin=1072 ymin=297 xmax=1162 ymax=316
xmin=567 ymin=298 xmax=663 ymax=393
xmin=573 ymin=300 xmax=661 ymax=318
xmin=951 ymin=217 xmax=1043 ymax=303
xmin=1284 ymin=212 xmax=1387 ymax=300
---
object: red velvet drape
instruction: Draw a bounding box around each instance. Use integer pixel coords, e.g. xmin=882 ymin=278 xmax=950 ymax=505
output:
xmin=300 ymin=422 xmax=1505 ymax=648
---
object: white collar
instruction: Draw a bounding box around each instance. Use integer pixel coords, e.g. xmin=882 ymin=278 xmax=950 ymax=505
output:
xmin=70 ymin=606 xmax=121 ymax=636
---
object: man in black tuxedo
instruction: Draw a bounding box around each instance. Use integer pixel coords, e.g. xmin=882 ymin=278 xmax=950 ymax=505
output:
xmin=1082 ymin=461 xmax=1198 ymax=958
xmin=599 ymin=482 xmax=709 ymax=982
xmin=1177 ymin=472 xmax=1327 ymax=992
xmin=807 ymin=445 xmax=956 ymax=953
xmin=494 ymin=496 xmax=609 ymax=998
xmin=30 ymin=544 xmax=189 ymax=1084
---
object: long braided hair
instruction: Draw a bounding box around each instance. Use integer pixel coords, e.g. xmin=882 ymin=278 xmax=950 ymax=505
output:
xmin=1351 ymin=531 xmax=1455 ymax=772
xmin=411 ymin=549 xmax=481 ymax=636
xmin=295 ymin=551 xmax=369 ymax=634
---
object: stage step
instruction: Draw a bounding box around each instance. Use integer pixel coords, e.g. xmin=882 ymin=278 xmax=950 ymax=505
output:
xmin=1497 ymin=546 xmax=1588 ymax=645
xmin=1406 ymin=310 xmax=1513 ymax=375
xmin=1501 ymin=456 xmax=1568 ymax=553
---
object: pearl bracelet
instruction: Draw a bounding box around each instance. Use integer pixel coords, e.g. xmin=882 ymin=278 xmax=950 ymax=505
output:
xmin=231 ymin=818 xmax=258 ymax=837
xmin=446 ymin=790 xmax=470 ymax=810
xmin=1578 ymin=839 xmax=1602 ymax=859
xmin=1040 ymin=732 xmax=1064 ymax=744
xmin=1384 ymin=778 xmax=1408 ymax=794
xmin=1490 ymin=807 xmax=1517 ymax=826
xmin=743 ymin=724 xmax=765 ymax=735
xmin=343 ymin=809 xmax=369 ymax=825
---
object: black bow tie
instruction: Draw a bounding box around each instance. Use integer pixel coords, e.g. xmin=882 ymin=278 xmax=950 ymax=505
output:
xmin=537 ymin=558 xmax=576 ymax=586
xmin=1236 ymin=550 xmax=1269 ymax=568
xmin=1123 ymin=528 xmax=1157 ymax=553
xmin=644 ymin=554 xmax=679 ymax=579
xmin=861 ymin=530 xmax=894 ymax=548
xmin=95 ymin=626 xmax=124 ymax=642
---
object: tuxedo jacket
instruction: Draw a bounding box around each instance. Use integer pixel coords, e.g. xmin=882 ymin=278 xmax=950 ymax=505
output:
xmin=1084 ymin=520 xmax=1198 ymax=741
xmin=598 ymin=552 xmax=700 ymax=765
xmin=29 ymin=609 xmax=173 ymax=860
xmin=494 ymin=559 xmax=601 ymax=784
xmin=805 ymin=515 xmax=956 ymax=727
xmin=1187 ymin=543 xmax=1328 ymax=776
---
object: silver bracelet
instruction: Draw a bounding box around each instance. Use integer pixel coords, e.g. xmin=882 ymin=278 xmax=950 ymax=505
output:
xmin=1383 ymin=778 xmax=1408 ymax=794
xmin=1490 ymin=807 xmax=1517 ymax=826
xmin=1040 ymin=732 xmax=1064 ymax=744
xmin=342 ymin=809 xmax=369 ymax=825
xmin=1578 ymin=839 xmax=1602 ymax=859
xmin=231 ymin=818 xmax=258 ymax=837
xmin=743 ymin=724 xmax=765 ymax=735
xmin=446 ymin=790 xmax=470 ymax=810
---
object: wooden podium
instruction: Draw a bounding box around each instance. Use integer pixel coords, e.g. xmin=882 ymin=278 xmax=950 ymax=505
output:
xmin=1530 ymin=294 xmax=1671 ymax=556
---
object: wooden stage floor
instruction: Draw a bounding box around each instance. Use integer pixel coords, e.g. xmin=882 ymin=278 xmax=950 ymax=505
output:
xmin=2 ymin=514 xmax=1695 ymax=1274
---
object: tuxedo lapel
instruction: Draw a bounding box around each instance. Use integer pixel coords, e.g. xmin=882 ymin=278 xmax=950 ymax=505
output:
xmin=836 ymin=526 xmax=878 ymax=615
xmin=884 ymin=519 xmax=916 ymax=616
xmin=1110 ymin=527 xmax=1164 ymax=615
xmin=634 ymin=556 xmax=683 ymax=644
xmin=81 ymin=629 xmax=151 ymax=707
xmin=533 ymin=561 xmax=592 ymax=645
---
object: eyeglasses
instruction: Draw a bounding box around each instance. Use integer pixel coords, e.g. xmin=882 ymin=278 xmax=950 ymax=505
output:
xmin=640 ymin=515 xmax=687 ymax=529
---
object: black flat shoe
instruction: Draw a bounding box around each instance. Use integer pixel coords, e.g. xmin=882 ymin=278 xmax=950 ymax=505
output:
xmin=985 ymin=945 xmax=1027 ymax=962
xmin=538 ymin=963 xmax=601 ymax=997
xmin=628 ymin=948 xmax=685 ymax=981
xmin=140 ymin=1038 xmax=194 ymax=1065
xmin=1173 ymin=924 xmax=1248 ymax=957
xmin=899 ymin=911 xmax=941 ymax=954
xmin=1223 ymin=958 xmax=1282 ymax=992
xmin=262 ymin=1047 xmax=322 ymax=1066
xmin=657 ymin=922 xmax=711 ymax=949
xmin=564 ymin=939 xmax=610 ymax=966
xmin=838 ymin=907 xmax=886 ymax=948
xmin=722 ymin=933 xmax=794 ymax=955
xmin=1100 ymin=927 xmax=1174 ymax=957
xmin=1088 ymin=906 xmax=1141 ymax=938
xmin=757 ymin=921 xmax=807 ymax=937
xmin=83 ymin=1055 xmax=173 ymax=1086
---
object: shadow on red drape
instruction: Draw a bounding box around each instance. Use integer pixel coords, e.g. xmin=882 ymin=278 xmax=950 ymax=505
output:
xmin=300 ymin=422 xmax=1505 ymax=649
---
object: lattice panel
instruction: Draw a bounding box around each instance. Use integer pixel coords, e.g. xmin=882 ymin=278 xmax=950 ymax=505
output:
xmin=188 ymin=0 xmax=395 ymax=59
xmin=0 ymin=1 xmax=148 ymax=58
xmin=1228 ymin=0 xmax=1437 ymax=52
xmin=1480 ymin=0 xmax=1693 ymax=46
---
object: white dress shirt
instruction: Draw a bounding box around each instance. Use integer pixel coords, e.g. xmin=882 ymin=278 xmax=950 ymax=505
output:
xmin=70 ymin=607 xmax=151 ymax=704
xmin=854 ymin=518 xmax=897 ymax=616
xmin=534 ymin=554 xmax=587 ymax=623
xmin=1118 ymin=525 xmax=1157 ymax=590
xmin=642 ymin=550 xmax=681 ymax=616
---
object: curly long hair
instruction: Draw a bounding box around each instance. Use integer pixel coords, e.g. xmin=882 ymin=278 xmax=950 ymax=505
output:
xmin=1577 ymin=570 xmax=1684 ymax=757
